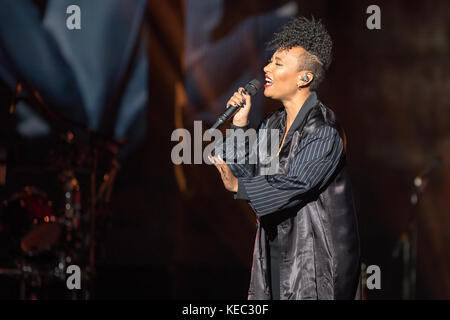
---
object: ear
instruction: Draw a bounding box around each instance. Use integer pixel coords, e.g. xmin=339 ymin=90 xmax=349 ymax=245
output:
xmin=297 ymin=72 xmax=314 ymax=87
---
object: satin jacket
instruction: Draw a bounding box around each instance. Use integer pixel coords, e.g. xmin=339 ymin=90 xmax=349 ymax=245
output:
xmin=224 ymin=92 xmax=361 ymax=300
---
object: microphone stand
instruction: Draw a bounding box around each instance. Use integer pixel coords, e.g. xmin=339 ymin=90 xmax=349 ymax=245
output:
xmin=392 ymin=156 xmax=440 ymax=299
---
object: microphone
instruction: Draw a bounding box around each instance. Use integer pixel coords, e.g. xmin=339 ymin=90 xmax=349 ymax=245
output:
xmin=210 ymin=79 xmax=261 ymax=130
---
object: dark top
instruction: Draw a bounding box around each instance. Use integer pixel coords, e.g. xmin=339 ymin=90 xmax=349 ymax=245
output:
xmin=222 ymin=92 xmax=344 ymax=299
xmin=232 ymin=92 xmax=342 ymax=211
xmin=217 ymin=91 xmax=361 ymax=300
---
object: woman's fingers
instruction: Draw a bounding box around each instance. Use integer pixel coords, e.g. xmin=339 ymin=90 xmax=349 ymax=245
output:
xmin=234 ymin=90 xmax=246 ymax=105
xmin=226 ymin=88 xmax=247 ymax=108
xmin=208 ymin=155 xmax=223 ymax=168
xmin=208 ymin=156 xmax=226 ymax=177
xmin=227 ymin=97 xmax=243 ymax=107
xmin=208 ymin=155 xmax=237 ymax=192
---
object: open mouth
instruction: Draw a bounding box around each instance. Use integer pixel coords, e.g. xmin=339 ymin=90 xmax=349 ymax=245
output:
xmin=264 ymin=75 xmax=273 ymax=87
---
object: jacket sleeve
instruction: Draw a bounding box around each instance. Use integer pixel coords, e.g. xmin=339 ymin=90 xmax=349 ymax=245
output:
xmin=215 ymin=121 xmax=257 ymax=179
xmin=236 ymin=125 xmax=343 ymax=217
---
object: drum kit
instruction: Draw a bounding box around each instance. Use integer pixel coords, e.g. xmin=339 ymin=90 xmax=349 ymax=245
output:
xmin=0 ymin=82 xmax=121 ymax=299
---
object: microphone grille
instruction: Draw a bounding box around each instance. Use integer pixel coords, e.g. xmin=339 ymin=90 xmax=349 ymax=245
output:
xmin=244 ymin=79 xmax=261 ymax=96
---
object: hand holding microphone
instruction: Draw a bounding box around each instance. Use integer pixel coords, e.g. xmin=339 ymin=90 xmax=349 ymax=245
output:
xmin=226 ymin=87 xmax=252 ymax=127
xmin=210 ymin=79 xmax=261 ymax=130
xmin=208 ymin=79 xmax=260 ymax=192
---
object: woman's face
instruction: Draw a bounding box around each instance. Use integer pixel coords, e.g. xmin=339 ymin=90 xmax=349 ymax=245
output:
xmin=263 ymin=47 xmax=305 ymax=101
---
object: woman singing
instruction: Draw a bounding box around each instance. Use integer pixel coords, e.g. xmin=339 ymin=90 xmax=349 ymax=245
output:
xmin=209 ymin=17 xmax=361 ymax=300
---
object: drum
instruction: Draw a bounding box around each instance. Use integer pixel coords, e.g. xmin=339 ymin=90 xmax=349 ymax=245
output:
xmin=1 ymin=186 xmax=61 ymax=257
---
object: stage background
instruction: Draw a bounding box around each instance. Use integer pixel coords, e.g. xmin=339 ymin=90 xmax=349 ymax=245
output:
xmin=0 ymin=0 xmax=449 ymax=299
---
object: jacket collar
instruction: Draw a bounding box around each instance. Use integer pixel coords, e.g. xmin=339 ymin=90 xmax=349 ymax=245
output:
xmin=281 ymin=91 xmax=318 ymax=135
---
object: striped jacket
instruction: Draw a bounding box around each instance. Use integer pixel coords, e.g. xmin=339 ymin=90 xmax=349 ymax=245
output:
xmin=222 ymin=91 xmax=361 ymax=300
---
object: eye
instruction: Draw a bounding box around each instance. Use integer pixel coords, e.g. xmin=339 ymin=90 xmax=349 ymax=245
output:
xmin=267 ymin=58 xmax=281 ymax=66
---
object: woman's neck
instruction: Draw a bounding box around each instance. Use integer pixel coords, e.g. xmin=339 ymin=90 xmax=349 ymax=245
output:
xmin=282 ymin=89 xmax=311 ymax=129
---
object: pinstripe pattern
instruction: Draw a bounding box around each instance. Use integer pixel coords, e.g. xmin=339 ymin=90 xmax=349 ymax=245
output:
xmin=215 ymin=92 xmax=343 ymax=217
xmin=240 ymin=125 xmax=343 ymax=217
xmin=218 ymin=123 xmax=259 ymax=177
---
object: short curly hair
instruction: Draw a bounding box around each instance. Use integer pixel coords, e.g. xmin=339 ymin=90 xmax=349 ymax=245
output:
xmin=266 ymin=16 xmax=333 ymax=90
